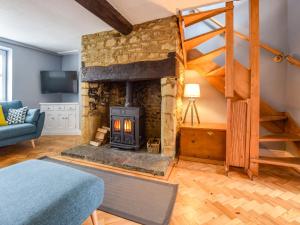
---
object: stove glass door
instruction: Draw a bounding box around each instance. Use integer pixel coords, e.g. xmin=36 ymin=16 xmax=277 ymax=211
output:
xmin=122 ymin=117 xmax=135 ymax=145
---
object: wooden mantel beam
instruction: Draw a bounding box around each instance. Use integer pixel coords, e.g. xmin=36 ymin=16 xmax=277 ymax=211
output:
xmin=75 ymin=0 xmax=133 ymax=35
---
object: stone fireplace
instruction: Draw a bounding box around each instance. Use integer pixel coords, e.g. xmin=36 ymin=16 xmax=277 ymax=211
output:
xmin=80 ymin=16 xmax=184 ymax=158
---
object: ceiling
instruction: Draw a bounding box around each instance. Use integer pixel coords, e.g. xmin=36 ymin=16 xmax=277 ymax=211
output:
xmin=0 ymin=0 xmax=228 ymax=54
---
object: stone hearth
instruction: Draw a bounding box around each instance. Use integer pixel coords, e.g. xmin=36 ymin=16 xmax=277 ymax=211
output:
xmin=62 ymin=145 xmax=171 ymax=176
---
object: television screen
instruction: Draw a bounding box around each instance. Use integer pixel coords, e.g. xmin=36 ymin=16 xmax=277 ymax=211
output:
xmin=41 ymin=71 xmax=78 ymax=94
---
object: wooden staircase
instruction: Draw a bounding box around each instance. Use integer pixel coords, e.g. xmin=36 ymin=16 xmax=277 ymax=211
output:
xmin=178 ymin=1 xmax=300 ymax=177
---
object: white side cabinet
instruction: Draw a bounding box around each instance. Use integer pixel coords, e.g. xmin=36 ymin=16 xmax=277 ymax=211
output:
xmin=40 ymin=103 xmax=81 ymax=135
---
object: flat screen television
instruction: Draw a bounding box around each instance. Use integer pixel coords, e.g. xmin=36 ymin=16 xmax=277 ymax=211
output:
xmin=41 ymin=71 xmax=78 ymax=94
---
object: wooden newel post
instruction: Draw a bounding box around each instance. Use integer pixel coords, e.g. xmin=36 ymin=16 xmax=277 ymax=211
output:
xmin=225 ymin=1 xmax=234 ymax=98
xmin=249 ymin=0 xmax=260 ymax=177
xmin=225 ymin=1 xmax=234 ymax=173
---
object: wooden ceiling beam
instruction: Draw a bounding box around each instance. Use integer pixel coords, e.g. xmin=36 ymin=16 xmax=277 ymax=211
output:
xmin=75 ymin=0 xmax=133 ymax=35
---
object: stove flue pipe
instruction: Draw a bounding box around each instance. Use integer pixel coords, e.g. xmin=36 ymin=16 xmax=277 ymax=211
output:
xmin=125 ymin=81 xmax=133 ymax=107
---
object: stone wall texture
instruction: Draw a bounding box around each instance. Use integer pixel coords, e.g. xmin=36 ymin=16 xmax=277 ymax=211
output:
xmin=80 ymin=16 xmax=184 ymax=157
xmin=132 ymin=81 xmax=162 ymax=138
xmin=81 ymin=16 xmax=181 ymax=67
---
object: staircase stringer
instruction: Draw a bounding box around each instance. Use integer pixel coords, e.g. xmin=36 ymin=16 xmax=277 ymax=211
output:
xmin=178 ymin=11 xmax=187 ymax=68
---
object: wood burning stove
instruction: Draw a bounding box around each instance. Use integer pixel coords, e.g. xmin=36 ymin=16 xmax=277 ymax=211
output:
xmin=110 ymin=106 xmax=144 ymax=150
xmin=110 ymin=82 xmax=144 ymax=150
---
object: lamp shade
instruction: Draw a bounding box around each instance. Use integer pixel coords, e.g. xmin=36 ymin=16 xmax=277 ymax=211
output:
xmin=184 ymin=84 xmax=200 ymax=98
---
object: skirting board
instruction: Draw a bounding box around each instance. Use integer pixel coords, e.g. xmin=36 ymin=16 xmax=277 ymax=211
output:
xmin=42 ymin=130 xmax=81 ymax=136
xmin=179 ymin=156 xmax=225 ymax=166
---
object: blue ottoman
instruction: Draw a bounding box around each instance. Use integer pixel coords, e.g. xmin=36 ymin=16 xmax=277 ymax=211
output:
xmin=0 ymin=160 xmax=104 ymax=225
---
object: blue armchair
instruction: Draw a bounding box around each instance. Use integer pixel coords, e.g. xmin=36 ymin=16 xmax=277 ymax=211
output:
xmin=0 ymin=100 xmax=45 ymax=148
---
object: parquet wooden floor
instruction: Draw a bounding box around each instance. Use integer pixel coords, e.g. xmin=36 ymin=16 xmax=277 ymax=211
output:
xmin=1 ymin=136 xmax=300 ymax=225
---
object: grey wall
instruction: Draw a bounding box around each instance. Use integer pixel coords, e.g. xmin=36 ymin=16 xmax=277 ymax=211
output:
xmin=0 ymin=40 xmax=80 ymax=108
xmin=286 ymin=0 xmax=300 ymax=124
xmin=61 ymin=53 xmax=80 ymax=102
xmin=0 ymin=40 xmax=62 ymax=108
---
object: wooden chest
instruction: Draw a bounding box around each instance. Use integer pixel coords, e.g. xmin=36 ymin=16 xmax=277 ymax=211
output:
xmin=180 ymin=123 xmax=226 ymax=162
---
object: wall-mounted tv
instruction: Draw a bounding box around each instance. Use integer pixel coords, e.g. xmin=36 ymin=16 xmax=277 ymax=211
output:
xmin=41 ymin=71 xmax=78 ymax=94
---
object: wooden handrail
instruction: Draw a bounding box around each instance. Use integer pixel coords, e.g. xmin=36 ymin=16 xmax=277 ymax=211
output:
xmin=178 ymin=11 xmax=187 ymax=67
xmin=286 ymin=55 xmax=300 ymax=68
xmin=186 ymin=9 xmax=300 ymax=69
xmin=207 ymin=15 xmax=300 ymax=68
xmin=205 ymin=16 xmax=285 ymax=61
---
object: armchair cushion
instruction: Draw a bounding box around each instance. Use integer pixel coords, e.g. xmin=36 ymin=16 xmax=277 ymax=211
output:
xmin=0 ymin=123 xmax=36 ymax=141
xmin=0 ymin=100 xmax=23 ymax=119
xmin=25 ymin=109 xmax=41 ymax=124
xmin=7 ymin=107 xmax=28 ymax=125
xmin=0 ymin=106 xmax=7 ymax=126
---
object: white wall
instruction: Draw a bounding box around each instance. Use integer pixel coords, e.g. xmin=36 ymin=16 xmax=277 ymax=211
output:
xmin=183 ymin=71 xmax=227 ymax=124
xmin=286 ymin=0 xmax=300 ymax=124
xmin=182 ymin=0 xmax=289 ymax=124
xmin=234 ymin=0 xmax=288 ymax=112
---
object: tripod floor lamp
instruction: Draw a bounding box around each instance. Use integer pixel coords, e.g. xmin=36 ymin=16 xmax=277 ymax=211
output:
xmin=183 ymin=83 xmax=201 ymax=125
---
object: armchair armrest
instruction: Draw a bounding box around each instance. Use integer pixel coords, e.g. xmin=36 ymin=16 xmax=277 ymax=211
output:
xmin=35 ymin=112 xmax=45 ymax=138
xmin=25 ymin=108 xmax=41 ymax=124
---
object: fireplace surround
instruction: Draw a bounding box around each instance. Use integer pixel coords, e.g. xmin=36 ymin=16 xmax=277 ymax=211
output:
xmin=80 ymin=16 xmax=184 ymax=157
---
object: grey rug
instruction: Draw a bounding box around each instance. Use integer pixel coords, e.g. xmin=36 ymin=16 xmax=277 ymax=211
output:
xmin=61 ymin=144 xmax=171 ymax=176
xmin=40 ymin=157 xmax=178 ymax=225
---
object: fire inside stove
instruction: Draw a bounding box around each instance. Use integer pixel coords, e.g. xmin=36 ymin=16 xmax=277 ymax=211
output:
xmin=113 ymin=120 xmax=121 ymax=132
xmin=124 ymin=119 xmax=132 ymax=133
xmin=113 ymin=119 xmax=132 ymax=133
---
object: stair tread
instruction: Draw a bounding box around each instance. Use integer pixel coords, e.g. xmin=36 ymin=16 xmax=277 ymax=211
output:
xmin=260 ymin=115 xmax=288 ymax=122
xmin=187 ymin=47 xmax=226 ymax=64
xmin=260 ymin=148 xmax=294 ymax=158
xmin=184 ymin=28 xmax=225 ymax=51
xmin=205 ymin=67 xmax=225 ymax=77
xmin=183 ymin=7 xmax=229 ymax=27
xmin=252 ymin=156 xmax=300 ymax=169
xmin=259 ymin=134 xmax=300 ymax=142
